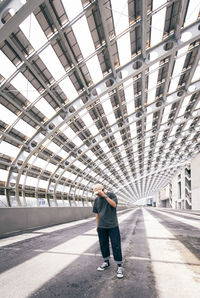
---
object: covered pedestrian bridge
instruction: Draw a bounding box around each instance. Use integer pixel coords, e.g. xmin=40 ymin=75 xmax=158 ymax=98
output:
xmin=0 ymin=0 xmax=200 ymax=297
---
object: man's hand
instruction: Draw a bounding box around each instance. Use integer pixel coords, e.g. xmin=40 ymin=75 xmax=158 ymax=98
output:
xmin=97 ymin=190 xmax=106 ymax=198
xmin=97 ymin=191 xmax=117 ymax=208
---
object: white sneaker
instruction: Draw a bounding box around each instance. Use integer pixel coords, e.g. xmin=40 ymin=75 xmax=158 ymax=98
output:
xmin=117 ymin=266 xmax=123 ymax=278
xmin=97 ymin=261 xmax=110 ymax=271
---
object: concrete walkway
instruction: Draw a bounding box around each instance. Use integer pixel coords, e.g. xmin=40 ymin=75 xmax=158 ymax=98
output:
xmin=0 ymin=207 xmax=200 ymax=298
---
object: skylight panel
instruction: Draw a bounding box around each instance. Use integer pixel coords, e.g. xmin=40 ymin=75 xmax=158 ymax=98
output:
xmin=0 ymin=169 xmax=8 ymax=181
xmin=184 ymin=0 xmax=200 ymax=27
xmin=184 ymin=119 xmax=193 ymax=131
xmin=121 ymin=150 xmax=127 ymax=158
xmin=63 ymin=171 xmax=71 ymax=179
xmin=79 ymin=108 xmax=98 ymax=135
xmin=79 ymin=108 xmax=93 ymax=125
xmin=0 ymin=50 xmax=16 ymax=79
xmin=62 ymin=126 xmax=83 ymax=146
xmin=59 ymin=76 xmax=78 ymax=101
xmin=146 ymin=113 xmax=153 ymax=131
xmin=147 ymin=63 xmax=159 ymax=104
xmin=161 ymin=104 xmax=172 ymax=124
xmin=111 ymin=0 xmax=129 ymax=35
xmin=100 ymin=95 xmax=116 ymax=126
xmin=35 ymin=98 xmax=55 ymax=119
xmin=111 ymin=0 xmax=131 ymax=65
xmin=39 ymin=45 xmax=66 ymax=81
xmin=0 ymin=103 xmax=17 ymax=125
xmin=14 ymin=119 xmax=36 ymax=137
xmin=195 ymin=101 xmax=200 ymax=110
xmin=10 ymin=73 xmax=39 ymax=103
xmin=25 ymin=176 xmax=48 ymax=188
xmin=74 ymin=160 xmax=86 ymax=170
xmin=114 ymin=131 xmax=123 ymax=146
xmin=45 ymin=141 xmax=61 ymax=154
xmin=101 ymin=141 xmax=110 ymax=153
xmin=63 ymin=126 xmax=76 ymax=139
xmin=117 ymin=33 xmax=131 ymax=66
xmin=29 ymin=156 xmax=46 ymax=167
xmin=81 ymin=178 xmax=90 ymax=185
xmin=89 ymin=124 xmax=99 ymax=136
xmin=101 ymin=164 xmax=106 ymax=171
xmin=86 ymin=150 xmax=97 ymax=161
xmin=57 ymin=184 xmax=64 ymax=192
xmin=150 ymin=0 xmax=166 ymax=47
xmin=169 ymin=46 xmax=188 ymax=93
xmin=61 ymin=0 xmax=83 ymax=21
xmin=29 ymin=156 xmax=57 ymax=173
xmin=63 ymin=171 xmax=77 ymax=181
xmin=86 ymin=56 xmax=103 ymax=84
xmin=170 ymin=125 xmax=178 ymax=136
xmin=191 ymin=62 xmax=200 ymax=83
xmin=19 ymin=13 xmax=47 ymax=51
xmin=90 ymin=171 xmax=96 ymax=177
xmin=177 ymin=95 xmax=191 ymax=117
xmin=130 ymin=122 xmax=137 ymax=140
xmin=72 ymin=16 xmax=95 ymax=58
xmin=58 ymin=149 xmax=69 ymax=159
xmin=67 ymin=9 xmax=103 ymax=84
xmin=73 ymin=136 xmax=83 ymax=147
xmin=124 ymin=79 xmax=135 ymax=115
xmin=0 ymin=141 xmax=20 ymax=158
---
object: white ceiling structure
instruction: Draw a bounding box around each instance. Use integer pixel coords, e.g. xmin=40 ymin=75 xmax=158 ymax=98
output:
xmin=0 ymin=0 xmax=200 ymax=207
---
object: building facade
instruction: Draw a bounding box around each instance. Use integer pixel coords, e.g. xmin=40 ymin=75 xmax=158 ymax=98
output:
xmin=153 ymin=153 xmax=200 ymax=210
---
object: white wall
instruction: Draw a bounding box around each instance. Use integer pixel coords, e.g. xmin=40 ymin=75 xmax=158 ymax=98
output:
xmin=0 ymin=207 xmax=93 ymax=235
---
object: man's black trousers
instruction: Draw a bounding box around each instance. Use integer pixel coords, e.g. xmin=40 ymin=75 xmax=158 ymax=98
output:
xmin=97 ymin=226 xmax=122 ymax=264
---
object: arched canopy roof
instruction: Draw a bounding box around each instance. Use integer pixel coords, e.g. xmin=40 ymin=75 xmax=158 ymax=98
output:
xmin=0 ymin=0 xmax=200 ymax=207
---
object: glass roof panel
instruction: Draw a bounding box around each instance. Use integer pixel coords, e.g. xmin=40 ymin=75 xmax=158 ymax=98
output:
xmin=14 ymin=119 xmax=36 ymax=137
xmin=100 ymin=95 xmax=116 ymax=126
xmin=0 ymin=50 xmax=16 ymax=79
xmin=0 ymin=169 xmax=8 ymax=180
xmin=86 ymin=150 xmax=97 ymax=161
xmin=35 ymin=98 xmax=56 ymax=119
xmin=147 ymin=63 xmax=159 ymax=104
xmin=111 ymin=0 xmax=129 ymax=35
xmin=117 ymin=33 xmax=131 ymax=66
xmin=72 ymin=15 xmax=95 ymax=58
xmin=85 ymin=55 xmax=103 ymax=84
xmin=124 ymin=79 xmax=135 ymax=115
xmin=10 ymin=73 xmax=39 ymax=103
xmin=168 ymin=46 xmax=188 ymax=93
xmin=0 ymin=103 xmax=18 ymax=125
xmin=0 ymin=141 xmax=20 ymax=157
xmin=39 ymin=45 xmax=66 ymax=81
xmin=150 ymin=1 xmax=166 ymax=47
xmin=191 ymin=62 xmax=200 ymax=83
xmin=59 ymin=77 xmax=78 ymax=101
xmin=19 ymin=13 xmax=47 ymax=51
xmin=61 ymin=0 xmax=83 ymax=21
xmin=184 ymin=0 xmax=200 ymax=27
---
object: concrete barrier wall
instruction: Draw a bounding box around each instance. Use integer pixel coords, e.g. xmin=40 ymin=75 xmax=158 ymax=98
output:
xmin=0 ymin=207 xmax=93 ymax=235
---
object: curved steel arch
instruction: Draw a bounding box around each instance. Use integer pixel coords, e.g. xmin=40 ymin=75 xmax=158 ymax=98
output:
xmin=5 ymin=19 xmax=200 ymax=206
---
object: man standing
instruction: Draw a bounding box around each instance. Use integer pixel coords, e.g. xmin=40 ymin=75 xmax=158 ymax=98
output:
xmin=93 ymin=183 xmax=123 ymax=278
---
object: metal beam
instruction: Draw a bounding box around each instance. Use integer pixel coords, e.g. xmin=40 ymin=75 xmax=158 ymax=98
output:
xmin=6 ymin=19 xmax=200 ymax=203
xmin=45 ymin=0 xmax=89 ymax=94
xmin=0 ymin=0 xmax=45 ymax=45
xmin=98 ymin=0 xmax=116 ymax=78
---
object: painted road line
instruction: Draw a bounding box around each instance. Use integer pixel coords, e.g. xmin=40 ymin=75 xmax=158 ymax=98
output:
xmin=143 ymin=208 xmax=200 ymax=298
xmin=150 ymin=208 xmax=200 ymax=229
xmin=0 ymin=208 xmax=137 ymax=298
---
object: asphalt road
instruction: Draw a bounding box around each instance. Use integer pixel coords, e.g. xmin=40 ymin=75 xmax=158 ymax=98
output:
xmin=0 ymin=207 xmax=200 ymax=298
